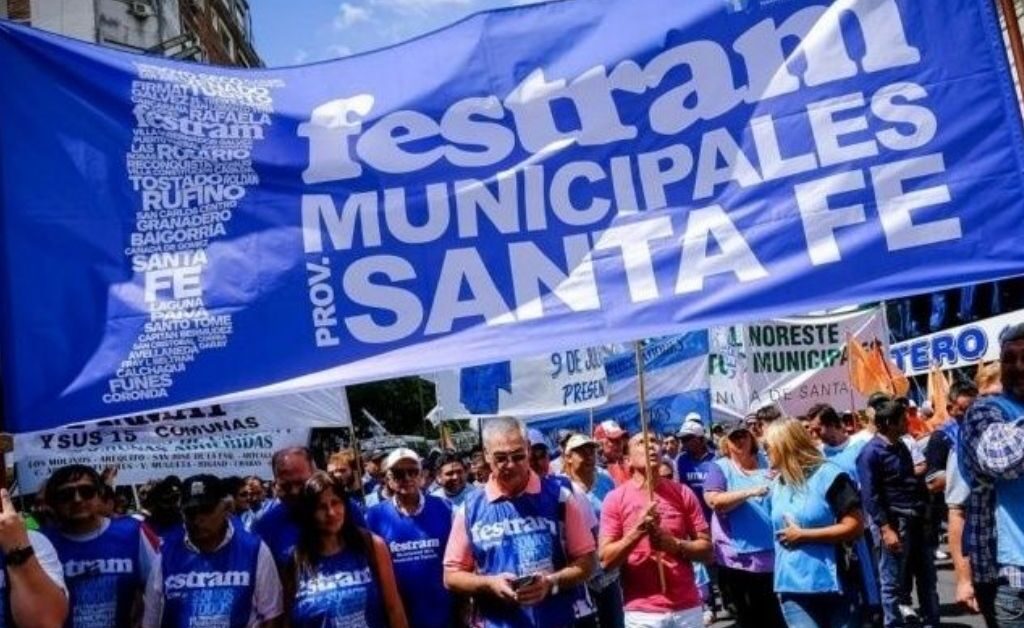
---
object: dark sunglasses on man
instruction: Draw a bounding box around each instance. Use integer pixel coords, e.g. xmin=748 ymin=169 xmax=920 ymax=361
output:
xmin=55 ymin=484 xmax=99 ymax=503
xmin=390 ymin=468 xmax=420 ymax=481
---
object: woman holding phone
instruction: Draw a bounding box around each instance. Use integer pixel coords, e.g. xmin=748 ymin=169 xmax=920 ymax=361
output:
xmin=285 ymin=471 xmax=408 ymax=628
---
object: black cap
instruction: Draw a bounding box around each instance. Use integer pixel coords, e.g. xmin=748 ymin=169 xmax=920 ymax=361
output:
xmin=181 ymin=475 xmax=227 ymax=510
xmin=369 ymin=449 xmax=388 ymax=461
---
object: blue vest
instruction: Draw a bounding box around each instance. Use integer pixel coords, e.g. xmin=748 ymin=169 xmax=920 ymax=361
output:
xmin=45 ymin=518 xmax=143 ymax=628
xmin=252 ymin=499 xmax=365 ymax=568
xmin=0 ymin=553 xmax=9 ymax=628
xmin=365 ymin=495 xmax=453 ymax=628
xmin=463 ymin=477 xmax=575 ymax=628
xmin=822 ymin=439 xmax=868 ymax=484
xmin=713 ymin=458 xmax=774 ymax=554
xmin=986 ymin=394 xmax=1024 ymax=569
xmin=160 ymin=526 xmax=261 ymax=628
xmin=770 ymin=462 xmax=845 ymax=594
xmin=291 ymin=548 xmax=386 ymax=628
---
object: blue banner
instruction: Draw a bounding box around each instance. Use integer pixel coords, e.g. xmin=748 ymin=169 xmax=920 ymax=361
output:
xmin=529 ymin=333 xmax=711 ymax=439
xmin=2 ymin=0 xmax=1024 ymax=432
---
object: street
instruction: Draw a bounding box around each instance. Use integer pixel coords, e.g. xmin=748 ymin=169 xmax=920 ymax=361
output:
xmin=711 ymin=553 xmax=988 ymax=628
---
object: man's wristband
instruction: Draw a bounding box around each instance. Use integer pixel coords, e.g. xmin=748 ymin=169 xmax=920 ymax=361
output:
xmin=5 ymin=544 xmax=34 ymax=567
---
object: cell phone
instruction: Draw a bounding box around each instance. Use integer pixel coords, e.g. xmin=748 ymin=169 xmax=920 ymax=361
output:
xmin=511 ymin=574 xmax=538 ymax=591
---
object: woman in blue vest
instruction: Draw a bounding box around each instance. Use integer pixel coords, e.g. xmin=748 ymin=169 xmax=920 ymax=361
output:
xmin=763 ymin=419 xmax=866 ymax=628
xmin=703 ymin=420 xmax=784 ymax=628
xmin=285 ymin=471 xmax=408 ymax=628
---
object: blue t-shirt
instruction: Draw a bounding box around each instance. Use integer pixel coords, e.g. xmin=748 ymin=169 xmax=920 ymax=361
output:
xmin=44 ymin=518 xmax=146 ymax=628
xmin=365 ymin=495 xmax=453 ymax=628
xmin=292 ymin=548 xmax=386 ymax=628
xmin=677 ymin=450 xmax=716 ymax=521
xmin=430 ymin=483 xmax=480 ymax=509
xmin=253 ymin=498 xmax=366 ymax=568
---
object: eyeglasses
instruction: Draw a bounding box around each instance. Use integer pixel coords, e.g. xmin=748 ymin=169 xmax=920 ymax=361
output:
xmin=55 ymin=484 xmax=99 ymax=502
xmin=390 ymin=468 xmax=420 ymax=481
xmin=490 ymin=450 xmax=528 ymax=466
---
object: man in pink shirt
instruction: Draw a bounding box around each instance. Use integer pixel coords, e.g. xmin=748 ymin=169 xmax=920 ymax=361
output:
xmin=443 ymin=416 xmax=596 ymax=628
xmin=600 ymin=432 xmax=712 ymax=628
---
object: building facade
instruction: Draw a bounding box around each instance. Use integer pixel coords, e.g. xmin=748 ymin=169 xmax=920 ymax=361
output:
xmin=1 ymin=0 xmax=259 ymax=67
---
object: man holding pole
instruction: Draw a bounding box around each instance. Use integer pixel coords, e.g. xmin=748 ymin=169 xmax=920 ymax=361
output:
xmin=599 ymin=432 xmax=712 ymax=628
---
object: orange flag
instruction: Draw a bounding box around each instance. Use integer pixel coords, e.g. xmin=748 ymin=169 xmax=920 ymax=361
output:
xmin=874 ymin=344 xmax=910 ymax=397
xmin=847 ymin=336 xmax=891 ymax=396
xmin=927 ymin=363 xmax=951 ymax=429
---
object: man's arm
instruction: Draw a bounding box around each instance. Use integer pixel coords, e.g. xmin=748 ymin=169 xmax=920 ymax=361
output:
xmin=0 ymin=490 xmax=68 ymax=628
xmin=599 ymin=502 xmax=657 ymax=571
xmin=442 ymin=510 xmax=516 ymax=602
xmin=253 ymin=542 xmax=285 ymax=628
xmin=975 ymin=422 xmax=1024 ymax=480
xmin=856 ymin=446 xmax=889 ymax=530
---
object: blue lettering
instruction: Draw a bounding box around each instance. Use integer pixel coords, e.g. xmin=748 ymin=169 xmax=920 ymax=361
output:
xmin=931 ymin=333 xmax=956 ymax=366
xmin=957 ymin=327 xmax=987 ymax=361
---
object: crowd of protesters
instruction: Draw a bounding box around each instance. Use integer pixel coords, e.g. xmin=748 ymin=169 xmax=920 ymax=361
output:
xmin=1 ymin=323 xmax=1022 ymax=628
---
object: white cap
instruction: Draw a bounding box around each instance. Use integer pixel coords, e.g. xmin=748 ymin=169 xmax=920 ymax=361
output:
xmin=383 ymin=448 xmax=421 ymax=471
xmin=684 ymin=412 xmax=703 ymax=424
xmin=564 ymin=434 xmax=598 ymax=453
xmin=678 ymin=421 xmax=706 ymax=439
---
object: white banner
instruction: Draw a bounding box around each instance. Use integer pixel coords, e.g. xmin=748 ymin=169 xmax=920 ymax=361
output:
xmin=426 ymin=348 xmax=608 ymax=418
xmin=890 ymin=308 xmax=1024 ymax=375
xmin=711 ymin=307 xmax=888 ymax=418
xmin=14 ymin=389 xmax=349 ymax=493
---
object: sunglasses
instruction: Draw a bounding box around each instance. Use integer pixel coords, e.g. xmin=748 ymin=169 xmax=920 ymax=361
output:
xmin=491 ymin=451 xmax=528 ymax=466
xmin=55 ymin=484 xmax=99 ymax=502
xmin=390 ymin=468 xmax=420 ymax=481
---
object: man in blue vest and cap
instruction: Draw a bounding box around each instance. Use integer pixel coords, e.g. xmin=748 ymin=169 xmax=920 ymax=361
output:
xmin=961 ymin=322 xmax=1024 ymax=628
xmin=443 ymin=416 xmax=596 ymax=628
xmin=143 ymin=475 xmax=283 ymax=628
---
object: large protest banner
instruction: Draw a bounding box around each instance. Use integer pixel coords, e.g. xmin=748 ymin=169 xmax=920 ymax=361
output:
xmin=711 ymin=307 xmax=888 ymax=417
xmin=3 ymin=0 xmax=1024 ymax=432
xmin=427 ymin=347 xmax=607 ymax=418
xmin=13 ymin=389 xmax=349 ymax=492
xmin=529 ymin=333 xmax=710 ymax=438
xmin=890 ymin=308 xmax=1024 ymax=375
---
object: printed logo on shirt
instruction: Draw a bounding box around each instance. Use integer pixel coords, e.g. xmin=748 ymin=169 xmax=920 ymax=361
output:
xmin=64 ymin=558 xmax=134 ymax=578
xmin=470 ymin=516 xmax=557 ymax=544
xmin=164 ymin=570 xmax=251 ymax=589
xmin=299 ymin=567 xmax=372 ymax=595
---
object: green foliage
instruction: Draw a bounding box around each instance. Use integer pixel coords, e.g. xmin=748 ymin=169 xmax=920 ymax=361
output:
xmin=345 ymin=377 xmax=438 ymax=437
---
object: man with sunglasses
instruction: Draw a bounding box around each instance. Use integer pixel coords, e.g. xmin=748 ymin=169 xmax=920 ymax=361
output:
xmin=444 ymin=416 xmax=596 ymax=628
xmin=143 ymin=475 xmax=283 ymax=628
xmin=43 ymin=464 xmax=157 ymax=628
xmin=367 ymin=448 xmax=455 ymax=628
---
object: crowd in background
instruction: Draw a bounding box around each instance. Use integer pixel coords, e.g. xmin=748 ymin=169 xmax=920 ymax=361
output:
xmin=1 ymin=323 xmax=1022 ymax=628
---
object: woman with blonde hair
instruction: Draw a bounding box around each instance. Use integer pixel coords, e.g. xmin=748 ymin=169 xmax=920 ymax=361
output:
xmin=974 ymin=361 xmax=1002 ymax=395
xmin=763 ymin=419 xmax=865 ymax=628
xmin=703 ymin=420 xmax=782 ymax=628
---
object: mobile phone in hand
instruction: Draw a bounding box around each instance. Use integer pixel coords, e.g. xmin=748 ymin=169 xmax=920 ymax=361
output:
xmin=511 ymin=574 xmax=538 ymax=591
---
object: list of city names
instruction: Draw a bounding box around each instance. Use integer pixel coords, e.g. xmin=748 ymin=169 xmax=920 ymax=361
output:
xmin=107 ymin=64 xmax=281 ymax=407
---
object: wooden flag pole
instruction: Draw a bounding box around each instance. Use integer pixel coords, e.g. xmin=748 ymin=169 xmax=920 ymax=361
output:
xmin=350 ymin=426 xmax=367 ymax=499
xmin=998 ymin=0 xmax=1024 ymax=95
xmin=845 ymin=333 xmax=860 ymax=414
xmin=634 ymin=341 xmax=667 ymax=594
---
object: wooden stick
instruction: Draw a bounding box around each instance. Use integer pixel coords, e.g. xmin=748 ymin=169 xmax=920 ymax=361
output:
xmin=845 ymin=333 xmax=859 ymax=414
xmin=999 ymin=0 xmax=1024 ymax=101
xmin=634 ymin=341 xmax=667 ymax=594
xmin=350 ymin=425 xmax=367 ymax=499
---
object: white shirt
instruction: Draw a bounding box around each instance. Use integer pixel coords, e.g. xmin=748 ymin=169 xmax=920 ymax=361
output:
xmin=141 ymin=522 xmax=283 ymax=628
xmin=25 ymin=530 xmax=67 ymax=595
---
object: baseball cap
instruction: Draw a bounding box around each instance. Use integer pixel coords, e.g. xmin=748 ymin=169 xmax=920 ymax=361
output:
xmin=683 ymin=412 xmax=703 ymax=424
xmin=369 ymin=449 xmax=388 ymax=462
xmin=384 ymin=448 xmax=421 ymax=472
xmin=181 ymin=475 xmax=226 ymax=511
xmin=720 ymin=419 xmax=750 ymax=437
xmin=564 ymin=434 xmax=598 ymax=454
xmin=594 ymin=420 xmax=626 ymax=440
xmin=678 ymin=421 xmax=706 ymax=439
